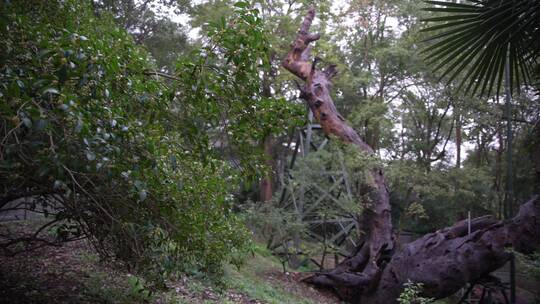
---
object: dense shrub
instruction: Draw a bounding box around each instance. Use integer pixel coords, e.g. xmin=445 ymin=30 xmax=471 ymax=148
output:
xmin=0 ymin=0 xmax=300 ymax=278
xmin=387 ymin=161 xmax=497 ymax=233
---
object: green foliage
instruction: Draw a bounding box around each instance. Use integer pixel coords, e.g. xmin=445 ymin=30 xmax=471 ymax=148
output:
xmin=172 ymin=1 xmax=303 ymax=179
xmin=244 ymin=199 xmax=306 ymax=269
xmin=0 ymin=0 xmax=303 ymax=281
xmin=398 ymin=281 xmax=434 ymax=304
xmin=246 ymin=140 xmax=381 ymax=268
xmin=222 ymin=250 xmax=315 ymax=304
xmin=516 ymin=252 xmax=540 ymax=281
xmin=405 ymin=202 xmax=429 ymax=221
xmin=349 ymin=98 xmax=395 ymax=149
xmin=126 ymin=275 xmax=152 ymax=301
xmin=93 ymin=0 xmax=192 ymax=71
xmin=79 ymin=262 xmax=159 ymax=304
xmin=246 ymin=200 xmax=305 ymax=244
xmin=388 ymin=161 xmax=496 ymax=232
xmin=291 ymin=140 xmax=380 ymax=213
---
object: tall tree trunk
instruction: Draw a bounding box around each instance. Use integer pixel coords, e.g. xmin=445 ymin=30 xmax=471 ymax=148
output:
xmin=455 ymin=112 xmax=461 ymax=168
xmin=503 ymin=56 xmax=514 ymax=219
xmin=283 ymin=8 xmax=540 ymax=303
xmin=496 ymin=124 xmax=504 ymax=219
xmin=260 ymin=135 xmax=274 ymax=202
xmin=259 ymin=70 xmax=275 ymax=202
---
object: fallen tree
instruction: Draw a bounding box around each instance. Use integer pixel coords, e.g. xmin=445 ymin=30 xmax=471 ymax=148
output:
xmin=282 ymin=8 xmax=540 ymax=303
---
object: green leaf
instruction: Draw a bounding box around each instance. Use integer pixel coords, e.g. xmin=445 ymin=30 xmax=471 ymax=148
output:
xmin=85 ymin=151 xmax=96 ymax=161
xmin=138 ymin=190 xmax=147 ymax=202
xmin=42 ymin=87 xmax=60 ymax=95
xmin=134 ymin=180 xmax=144 ymax=190
xmin=234 ymin=2 xmax=249 ymax=8
xmin=75 ymin=119 xmax=83 ymax=133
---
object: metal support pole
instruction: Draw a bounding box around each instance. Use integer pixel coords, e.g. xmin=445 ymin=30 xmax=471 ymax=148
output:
xmin=504 ymin=49 xmax=513 ymax=219
xmin=468 ymin=211 xmax=471 ymax=303
xmin=510 ymin=253 xmax=516 ymax=304
xmin=305 ymin=109 xmax=313 ymax=155
xmin=468 ymin=211 xmax=471 ymax=235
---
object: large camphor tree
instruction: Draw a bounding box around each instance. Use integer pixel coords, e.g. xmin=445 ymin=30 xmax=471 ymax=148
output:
xmin=282 ymin=1 xmax=540 ymax=302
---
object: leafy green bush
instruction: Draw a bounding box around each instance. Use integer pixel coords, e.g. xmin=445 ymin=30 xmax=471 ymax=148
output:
xmin=398 ymin=281 xmax=434 ymax=304
xmin=290 ymin=139 xmax=379 ymax=213
xmin=0 ymin=0 xmax=300 ymax=279
xmin=387 ymin=161 xmax=497 ymax=232
xmin=516 ymin=252 xmax=540 ymax=281
xmin=245 ymin=140 xmax=379 ymax=269
xmin=170 ymin=1 xmax=303 ymax=178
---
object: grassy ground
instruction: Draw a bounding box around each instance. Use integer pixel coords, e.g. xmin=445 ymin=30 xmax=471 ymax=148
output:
xmin=221 ymin=245 xmax=339 ymax=304
xmin=1 ymin=218 xmax=503 ymax=304
xmin=0 ymin=219 xmax=340 ymax=304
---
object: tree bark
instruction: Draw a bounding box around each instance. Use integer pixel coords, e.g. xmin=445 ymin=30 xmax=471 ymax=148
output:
xmin=259 ymin=135 xmax=274 ymax=202
xmin=283 ymin=7 xmax=394 ymax=300
xmin=259 ymin=66 xmax=276 ymax=203
xmin=363 ymin=195 xmax=540 ymax=303
xmin=283 ymin=8 xmax=540 ymax=303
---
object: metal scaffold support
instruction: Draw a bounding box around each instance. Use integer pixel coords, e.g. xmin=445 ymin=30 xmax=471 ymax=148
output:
xmin=272 ymin=109 xmax=360 ymax=269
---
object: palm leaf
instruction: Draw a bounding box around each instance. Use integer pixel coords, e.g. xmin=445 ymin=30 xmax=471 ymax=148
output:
xmin=421 ymin=0 xmax=540 ymax=96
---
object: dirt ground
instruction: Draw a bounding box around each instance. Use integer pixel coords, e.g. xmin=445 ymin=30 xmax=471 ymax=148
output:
xmin=0 ymin=219 xmax=340 ymax=304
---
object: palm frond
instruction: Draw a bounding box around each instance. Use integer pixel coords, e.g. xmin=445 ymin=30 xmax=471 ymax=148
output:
xmin=421 ymin=0 xmax=540 ymax=96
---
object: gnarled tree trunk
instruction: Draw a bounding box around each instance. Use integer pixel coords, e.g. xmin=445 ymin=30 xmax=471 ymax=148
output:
xmin=282 ymin=7 xmax=394 ymax=301
xmin=363 ymin=196 xmax=540 ymax=303
xmin=282 ymin=8 xmax=540 ymax=303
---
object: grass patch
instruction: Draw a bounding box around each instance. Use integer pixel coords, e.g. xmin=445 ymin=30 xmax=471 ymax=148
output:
xmin=222 ymin=246 xmax=315 ymax=304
